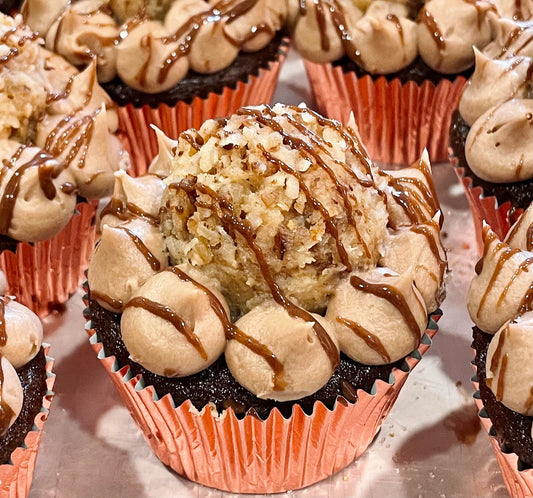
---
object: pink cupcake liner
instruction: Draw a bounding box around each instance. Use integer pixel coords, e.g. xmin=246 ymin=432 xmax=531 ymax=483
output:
xmin=118 ymin=45 xmax=288 ymax=178
xmin=472 ymin=362 xmax=533 ymax=498
xmin=85 ymin=292 xmax=441 ymax=494
xmin=452 ymin=159 xmax=523 ymax=255
xmin=0 ymin=345 xmax=55 ymax=498
xmin=0 ymin=201 xmax=97 ymax=318
xmin=304 ymin=60 xmax=467 ymax=166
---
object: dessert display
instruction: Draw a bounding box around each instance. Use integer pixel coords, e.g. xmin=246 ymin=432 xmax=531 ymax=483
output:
xmin=0 ymin=270 xmax=55 ymax=498
xmin=289 ymin=0 xmax=531 ymax=165
xmin=469 ymin=214 xmax=533 ymax=497
xmin=21 ymin=0 xmax=290 ymax=176
xmin=450 ymin=14 xmax=533 ymax=245
xmin=0 ymin=13 xmax=129 ymax=315
xmin=85 ymin=103 xmax=446 ymax=492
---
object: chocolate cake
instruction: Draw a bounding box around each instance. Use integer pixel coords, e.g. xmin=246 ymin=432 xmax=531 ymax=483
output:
xmin=0 ymin=347 xmax=47 ymax=465
xmin=472 ymin=326 xmax=533 ymax=469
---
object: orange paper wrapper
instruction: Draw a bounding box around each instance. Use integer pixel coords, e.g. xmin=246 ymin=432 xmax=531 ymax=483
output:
xmin=452 ymin=158 xmax=523 ymax=255
xmin=0 ymin=345 xmax=55 ymax=498
xmin=304 ymin=60 xmax=467 ymax=166
xmin=472 ymin=362 xmax=533 ymax=498
xmin=0 ymin=201 xmax=97 ymax=318
xmin=85 ymin=297 xmax=441 ymax=494
xmin=118 ymin=45 xmax=288 ymax=178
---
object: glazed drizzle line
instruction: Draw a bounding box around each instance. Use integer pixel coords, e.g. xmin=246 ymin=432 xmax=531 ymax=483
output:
xmin=142 ymin=0 xmax=263 ymax=85
xmin=164 ymin=267 xmax=287 ymax=390
xmin=125 ymin=296 xmax=208 ymax=361
xmin=100 ymin=197 xmax=160 ymax=227
xmin=0 ymin=24 xmax=39 ymax=65
xmin=350 ymin=275 xmax=422 ymax=346
xmin=487 ymin=326 xmax=509 ymax=402
xmin=336 ymin=316 xmax=391 ymax=363
xmin=116 ymin=226 xmax=161 ymax=271
xmin=410 ymin=220 xmax=447 ymax=280
xmin=0 ymin=296 xmax=10 ymax=347
xmin=0 ymin=147 xmax=66 ymax=236
xmin=236 ymin=105 xmax=372 ymax=259
xmin=171 ymin=179 xmax=340 ymax=372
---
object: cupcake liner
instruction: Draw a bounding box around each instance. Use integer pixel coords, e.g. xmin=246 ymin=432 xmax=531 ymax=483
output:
xmin=118 ymin=46 xmax=288 ymax=178
xmin=304 ymin=60 xmax=467 ymax=166
xmin=0 ymin=201 xmax=97 ymax=318
xmin=84 ymin=291 xmax=441 ymax=494
xmin=0 ymin=345 xmax=56 ymax=498
xmin=452 ymin=159 xmax=523 ymax=254
xmin=471 ymin=362 xmax=533 ymax=498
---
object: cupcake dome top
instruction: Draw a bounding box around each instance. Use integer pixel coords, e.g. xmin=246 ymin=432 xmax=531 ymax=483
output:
xmin=0 ymin=13 xmax=129 ymax=243
xmin=88 ymin=103 xmax=447 ymax=402
xmin=21 ymin=0 xmax=288 ymax=93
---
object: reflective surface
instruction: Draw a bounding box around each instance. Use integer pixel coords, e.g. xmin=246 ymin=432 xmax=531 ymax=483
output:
xmin=30 ymin=50 xmax=508 ymax=498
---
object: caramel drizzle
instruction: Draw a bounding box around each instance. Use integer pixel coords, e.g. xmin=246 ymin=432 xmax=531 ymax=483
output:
xmin=418 ymin=8 xmax=445 ymax=51
xmin=527 ymin=224 xmax=533 ymax=252
xmin=476 ymin=240 xmax=520 ymax=317
xmin=386 ymin=14 xmax=404 ymax=45
xmin=237 ymin=105 xmax=372 ymax=259
xmin=462 ymin=0 xmax=496 ymax=29
xmin=166 ymin=266 xmax=287 ymax=391
xmin=497 ymin=256 xmax=533 ymax=308
xmin=116 ymin=227 xmax=161 ymax=271
xmin=496 ymin=353 xmax=508 ymax=401
xmin=350 ymin=275 xmax=421 ymax=346
xmin=170 ymin=179 xmax=340 ymax=371
xmin=137 ymin=0 xmax=261 ymax=86
xmin=91 ymin=290 xmax=124 ymax=310
xmin=100 ymin=197 xmax=160 ymax=227
xmin=336 ymin=316 xmax=391 ymax=363
xmin=0 ymin=296 xmax=10 ymax=347
xmin=46 ymin=60 xmax=96 ymax=105
xmin=495 ymin=27 xmax=533 ymax=59
xmin=0 ymin=25 xmax=39 ymax=66
xmin=44 ymin=109 xmax=100 ymax=170
xmin=410 ymin=221 xmax=447 ymax=280
xmin=0 ymin=147 xmax=65 ymax=235
xmin=0 ymin=353 xmax=15 ymax=436
xmin=180 ymin=131 xmax=203 ymax=151
xmin=125 ymin=296 xmax=208 ymax=360
xmin=525 ymin=386 xmax=533 ymax=412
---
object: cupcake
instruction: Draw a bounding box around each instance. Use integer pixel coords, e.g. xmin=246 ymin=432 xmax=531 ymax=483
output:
xmin=0 ymin=13 xmax=129 ymax=316
xmin=468 ymin=214 xmax=533 ymax=497
xmin=0 ymin=273 xmax=55 ymax=498
xmin=21 ymin=0 xmax=290 ymax=176
xmin=288 ymin=0 xmax=530 ymax=165
xmin=450 ymin=16 xmax=533 ymax=249
xmin=85 ymin=103 xmax=446 ymax=493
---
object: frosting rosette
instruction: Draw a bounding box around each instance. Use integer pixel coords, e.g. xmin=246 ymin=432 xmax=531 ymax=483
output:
xmin=85 ymin=104 xmax=446 ymax=492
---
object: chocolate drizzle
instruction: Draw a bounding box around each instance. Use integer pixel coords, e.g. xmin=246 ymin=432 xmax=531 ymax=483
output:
xmin=165 ymin=266 xmax=287 ymax=391
xmin=126 ymin=296 xmax=208 ymax=360
xmin=350 ymin=275 xmax=421 ymax=346
xmin=169 ymin=180 xmax=340 ymax=372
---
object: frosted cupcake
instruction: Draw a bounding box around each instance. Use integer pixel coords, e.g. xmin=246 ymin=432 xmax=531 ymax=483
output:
xmin=84 ymin=103 xmax=446 ymax=492
xmin=21 ymin=0 xmax=289 ymax=176
xmin=0 ymin=273 xmax=55 ymax=498
xmin=450 ymin=15 xmax=533 ymax=247
xmin=469 ymin=212 xmax=533 ymax=497
xmin=288 ymin=0 xmax=530 ymax=165
xmin=0 ymin=13 xmax=129 ymax=316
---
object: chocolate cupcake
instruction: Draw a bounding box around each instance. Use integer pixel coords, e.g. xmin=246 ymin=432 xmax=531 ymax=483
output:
xmin=21 ymin=0 xmax=289 ymax=176
xmin=288 ymin=0 xmax=530 ymax=165
xmin=85 ymin=104 xmax=446 ymax=492
xmin=0 ymin=13 xmax=129 ymax=316
xmin=0 ymin=280 xmax=55 ymax=498
xmin=450 ymin=16 xmax=533 ymax=246
xmin=468 ymin=217 xmax=533 ymax=496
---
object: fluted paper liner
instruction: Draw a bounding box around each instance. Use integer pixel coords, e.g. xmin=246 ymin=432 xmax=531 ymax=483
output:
xmin=119 ymin=45 xmax=288 ymax=178
xmin=304 ymin=60 xmax=467 ymax=166
xmin=85 ymin=296 xmax=441 ymax=494
xmin=452 ymin=157 xmax=523 ymax=255
xmin=472 ymin=361 xmax=533 ymax=498
xmin=0 ymin=201 xmax=97 ymax=318
xmin=0 ymin=345 xmax=55 ymax=498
